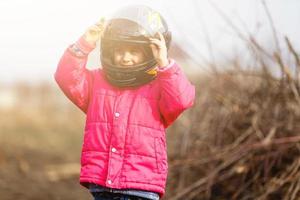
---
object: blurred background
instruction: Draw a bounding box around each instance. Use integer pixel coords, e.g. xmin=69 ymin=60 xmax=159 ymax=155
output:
xmin=1 ymin=0 xmax=300 ymax=199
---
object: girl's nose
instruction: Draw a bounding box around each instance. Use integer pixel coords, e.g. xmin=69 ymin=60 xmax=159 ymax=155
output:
xmin=122 ymin=51 xmax=133 ymax=62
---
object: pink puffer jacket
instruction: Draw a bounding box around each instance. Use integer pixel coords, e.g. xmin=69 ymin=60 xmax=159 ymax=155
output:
xmin=54 ymin=37 xmax=195 ymax=198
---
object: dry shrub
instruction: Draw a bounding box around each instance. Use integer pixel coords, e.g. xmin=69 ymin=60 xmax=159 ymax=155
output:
xmin=164 ymin=1 xmax=300 ymax=199
xmin=166 ymin=70 xmax=300 ymax=200
xmin=166 ymin=18 xmax=300 ymax=200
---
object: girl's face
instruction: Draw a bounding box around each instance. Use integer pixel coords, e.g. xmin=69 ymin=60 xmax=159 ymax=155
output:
xmin=113 ymin=44 xmax=146 ymax=68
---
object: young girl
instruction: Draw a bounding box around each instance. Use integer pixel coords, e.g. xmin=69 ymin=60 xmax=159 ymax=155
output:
xmin=55 ymin=5 xmax=195 ymax=200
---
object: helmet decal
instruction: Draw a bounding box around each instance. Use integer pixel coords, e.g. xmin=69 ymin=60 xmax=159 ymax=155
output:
xmin=146 ymin=67 xmax=158 ymax=75
xmin=147 ymin=11 xmax=164 ymax=32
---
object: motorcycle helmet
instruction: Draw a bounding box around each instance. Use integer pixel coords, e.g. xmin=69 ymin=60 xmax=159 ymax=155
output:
xmin=101 ymin=5 xmax=172 ymax=88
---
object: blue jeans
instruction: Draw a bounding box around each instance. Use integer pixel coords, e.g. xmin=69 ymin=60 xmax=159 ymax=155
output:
xmin=89 ymin=183 xmax=159 ymax=200
xmin=91 ymin=192 xmax=149 ymax=200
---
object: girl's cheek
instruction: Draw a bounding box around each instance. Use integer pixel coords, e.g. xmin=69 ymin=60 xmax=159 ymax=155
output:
xmin=135 ymin=53 xmax=145 ymax=63
xmin=113 ymin=55 xmax=121 ymax=64
xmin=137 ymin=54 xmax=145 ymax=63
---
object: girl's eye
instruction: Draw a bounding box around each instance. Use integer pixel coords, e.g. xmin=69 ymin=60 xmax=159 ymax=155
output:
xmin=131 ymin=48 xmax=143 ymax=55
xmin=131 ymin=50 xmax=139 ymax=55
xmin=113 ymin=46 xmax=142 ymax=56
xmin=114 ymin=48 xmax=123 ymax=54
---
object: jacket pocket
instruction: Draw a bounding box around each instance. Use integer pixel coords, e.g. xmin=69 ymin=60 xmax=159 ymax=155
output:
xmin=154 ymin=137 xmax=168 ymax=174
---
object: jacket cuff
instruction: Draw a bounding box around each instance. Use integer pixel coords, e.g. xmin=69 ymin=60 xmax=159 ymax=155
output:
xmin=157 ymin=59 xmax=179 ymax=77
xmin=157 ymin=59 xmax=175 ymax=72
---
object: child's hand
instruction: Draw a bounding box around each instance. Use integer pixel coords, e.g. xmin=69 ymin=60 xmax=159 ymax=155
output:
xmin=149 ymin=32 xmax=169 ymax=67
xmin=83 ymin=18 xmax=105 ymax=46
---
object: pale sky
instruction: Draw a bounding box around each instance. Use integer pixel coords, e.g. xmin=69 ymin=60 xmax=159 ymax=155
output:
xmin=0 ymin=0 xmax=299 ymax=84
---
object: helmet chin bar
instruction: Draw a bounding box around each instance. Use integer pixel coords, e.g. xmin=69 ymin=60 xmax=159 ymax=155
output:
xmin=101 ymin=57 xmax=158 ymax=88
xmin=105 ymin=74 xmax=156 ymax=88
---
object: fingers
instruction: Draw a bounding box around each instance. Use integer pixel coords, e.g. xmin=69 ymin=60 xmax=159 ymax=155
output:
xmin=148 ymin=32 xmax=169 ymax=66
xmin=88 ymin=17 xmax=106 ymax=35
xmin=149 ymin=38 xmax=161 ymax=46
xmin=95 ymin=17 xmax=105 ymax=25
xmin=157 ymin=32 xmax=165 ymax=43
xmin=149 ymin=32 xmax=164 ymax=41
xmin=95 ymin=17 xmax=106 ymax=30
xmin=149 ymin=39 xmax=166 ymax=50
xmin=148 ymin=32 xmax=166 ymax=46
xmin=88 ymin=25 xmax=102 ymax=35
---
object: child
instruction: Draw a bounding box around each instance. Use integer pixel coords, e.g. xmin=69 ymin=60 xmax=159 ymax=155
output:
xmin=55 ymin=5 xmax=195 ymax=200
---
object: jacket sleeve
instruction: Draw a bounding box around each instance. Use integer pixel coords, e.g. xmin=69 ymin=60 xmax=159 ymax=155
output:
xmin=157 ymin=60 xmax=195 ymax=128
xmin=54 ymin=36 xmax=96 ymax=113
